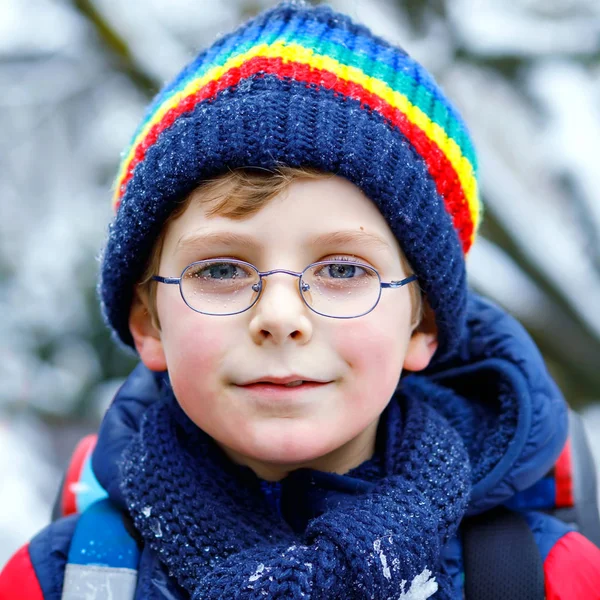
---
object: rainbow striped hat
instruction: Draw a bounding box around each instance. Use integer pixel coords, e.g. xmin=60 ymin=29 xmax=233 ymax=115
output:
xmin=100 ymin=1 xmax=482 ymax=357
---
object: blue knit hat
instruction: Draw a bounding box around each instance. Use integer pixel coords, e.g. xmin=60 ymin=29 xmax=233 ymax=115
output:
xmin=100 ymin=1 xmax=482 ymax=359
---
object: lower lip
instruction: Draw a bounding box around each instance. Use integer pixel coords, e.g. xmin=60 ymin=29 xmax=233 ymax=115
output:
xmin=235 ymin=382 xmax=330 ymax=398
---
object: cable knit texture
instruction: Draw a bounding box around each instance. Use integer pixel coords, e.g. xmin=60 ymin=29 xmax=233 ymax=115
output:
xmin=99 ymin=1 xmax=482 ymax=359
xmin=120 ymin=380 xmax=471 ymax=599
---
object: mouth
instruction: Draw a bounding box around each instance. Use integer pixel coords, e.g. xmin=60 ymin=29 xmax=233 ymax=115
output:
xmin=234 ymin=377 xmax=333 ymax=397
xmin=239 ymin=380 xmax=326 ymax=389
xmin=237 ymin=375 xmax=332 ymax=387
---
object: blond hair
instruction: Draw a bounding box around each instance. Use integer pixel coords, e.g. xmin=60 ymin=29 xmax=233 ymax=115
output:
xmin=137 ymin=167 xmax=423 ymax=330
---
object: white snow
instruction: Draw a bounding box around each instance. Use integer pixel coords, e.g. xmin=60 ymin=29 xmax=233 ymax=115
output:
xmin=373 ymin=539 xmax=391 ymax=580
xmin=398 ymin=568 xmax=438 ymax=600
xmin=249 ymin=563 xmax=266 ymax=582
xmin=149 ymin=519 xmax=163 ymax=538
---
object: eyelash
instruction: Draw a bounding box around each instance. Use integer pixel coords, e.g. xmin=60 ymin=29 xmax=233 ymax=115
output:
xmin=192 ymin=253 xmax=371 ymax=268
xmin=325 ymin=254 xmax=362 ymax=263
xmin=197 ymin=253 xmax=363 ymax=261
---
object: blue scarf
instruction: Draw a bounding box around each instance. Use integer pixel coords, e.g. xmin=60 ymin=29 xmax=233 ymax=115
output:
xmin=120 ymin=378 xmax=471 ymax=599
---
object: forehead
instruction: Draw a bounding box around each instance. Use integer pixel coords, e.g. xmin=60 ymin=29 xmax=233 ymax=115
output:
xmin=162 ymin=175 xmax=402 ymax=259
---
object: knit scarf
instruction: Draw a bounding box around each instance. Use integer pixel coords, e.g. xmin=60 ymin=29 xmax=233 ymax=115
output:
xmin=120 ymin=378 xmax=471 ymax=599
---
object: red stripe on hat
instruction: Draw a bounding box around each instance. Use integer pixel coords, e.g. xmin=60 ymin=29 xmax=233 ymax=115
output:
xmin=554 ymin=439 xmax=574 ymax=508
xmin=118 ymin=57 xmax=473 ymax=252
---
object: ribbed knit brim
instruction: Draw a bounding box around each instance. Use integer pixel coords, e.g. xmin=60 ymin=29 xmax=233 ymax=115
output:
xmin=100 ymin=1 xmax=482 ymax=359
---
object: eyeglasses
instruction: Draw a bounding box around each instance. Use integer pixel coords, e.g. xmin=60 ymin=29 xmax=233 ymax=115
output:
xmin=152 ymin=259 xmax=418 ymax=319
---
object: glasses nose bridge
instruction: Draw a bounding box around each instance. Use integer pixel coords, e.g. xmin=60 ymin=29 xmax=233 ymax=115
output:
xmin=259 ymin=267 xmax=302 ymax=280
xmin=256 ymin=268 xmax=309 ymax=295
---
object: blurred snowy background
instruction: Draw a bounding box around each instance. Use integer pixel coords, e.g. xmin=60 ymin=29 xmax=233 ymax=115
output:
xmin=1 ymin=0 xmax=599 ymax=565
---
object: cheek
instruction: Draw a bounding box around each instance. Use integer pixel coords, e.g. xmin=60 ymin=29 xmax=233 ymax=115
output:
xmin=332 ymin=312 xmax=409 ymax=393
xmin=159 ymin=308 xmax=229 ymax=404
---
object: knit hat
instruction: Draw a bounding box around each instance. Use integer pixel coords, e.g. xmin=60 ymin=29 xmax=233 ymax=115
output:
xmin=100 ymin=0 xmax=482 ymax=359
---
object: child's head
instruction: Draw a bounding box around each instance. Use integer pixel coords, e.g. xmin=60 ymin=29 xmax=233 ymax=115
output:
xmin=99 ymin=1 xmax=481 ymax=478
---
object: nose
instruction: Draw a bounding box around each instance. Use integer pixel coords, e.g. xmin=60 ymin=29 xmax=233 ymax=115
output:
xmin=248 ymin=274 xmax=314 ymax=346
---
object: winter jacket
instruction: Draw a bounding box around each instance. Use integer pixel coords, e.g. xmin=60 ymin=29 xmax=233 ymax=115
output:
xmin=2 ymin=293 xmax=600 ymax=599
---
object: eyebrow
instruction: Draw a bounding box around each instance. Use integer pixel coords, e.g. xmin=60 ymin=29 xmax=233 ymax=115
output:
xmin=176 ymin=231 xmax=261 ymax=252
xmin=306 ymin=230 xmax=391 ymax=250
xmin=175 ymin=229 xmax=391 ymax=252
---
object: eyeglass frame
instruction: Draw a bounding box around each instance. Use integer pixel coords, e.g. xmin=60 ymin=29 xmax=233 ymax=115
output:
xmin=152 ymin=258 xmax=418 ymax=319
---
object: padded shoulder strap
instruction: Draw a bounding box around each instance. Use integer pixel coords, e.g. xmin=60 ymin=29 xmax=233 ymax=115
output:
xmin=61 ymin=499 xmax=140 ymax=600
xmin=463 ymin=507 xmax=545 ymax=600
xmin=554 ymin=410 xmax=600 ymax=547
xmin=504 ymin=409 xmax=600 ymax=547
xmin=52 ymin=434 xmax=109 ymax=521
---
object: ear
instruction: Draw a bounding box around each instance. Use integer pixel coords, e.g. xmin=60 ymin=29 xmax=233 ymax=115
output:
xmin=402 ymin=305 xmax=438 ymax=373
xmin=129 ymin=290 xmax=168 ymax=372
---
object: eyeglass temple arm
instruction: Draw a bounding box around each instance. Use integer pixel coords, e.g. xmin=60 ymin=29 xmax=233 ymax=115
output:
xmin=152 ymin=276 xmax=180 ymax=284
xmin=381 ymin=274 xmax=418 ymax=288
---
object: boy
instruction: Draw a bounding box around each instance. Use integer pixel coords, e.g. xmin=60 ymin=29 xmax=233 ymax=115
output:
xmin=2 ymin=2 xmax=600 ymax=598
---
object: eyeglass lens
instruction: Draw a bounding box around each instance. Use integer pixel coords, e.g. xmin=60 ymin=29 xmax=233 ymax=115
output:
xmin=180 ymin=260 xmax=382 ymax=317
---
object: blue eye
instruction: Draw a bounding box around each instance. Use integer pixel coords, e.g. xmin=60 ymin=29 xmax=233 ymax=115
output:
xmin=314 ymin=260 xmax=370 ymax=280
xmin=324 ymin=263 xmax=359 ymax=278
xmin=314 ymin=255 xmax=372 ymax=279
xmin=188 ymin=261 xmax=250 ymax=280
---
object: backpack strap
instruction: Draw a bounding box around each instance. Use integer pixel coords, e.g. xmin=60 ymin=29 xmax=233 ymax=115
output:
xmin=505 ymin=409 xmax=600 ymax=547
xmin=463 ymin=506 xmax=545 ymax=600
xmin=554 ymin=410 xmax=600 ymax=547
xmin=52 ymin=434 xmax=109 ymax=520
xmin=61 ymin=499 xmax=140 ymax=600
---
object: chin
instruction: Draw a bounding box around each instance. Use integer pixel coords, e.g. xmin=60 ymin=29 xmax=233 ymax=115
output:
xmin=241 ymin=426 xmax=339 ymax=467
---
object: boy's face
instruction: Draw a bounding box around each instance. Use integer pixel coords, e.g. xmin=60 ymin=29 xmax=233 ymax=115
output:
xmin=130 ymin=176 xmax=437 ymax=480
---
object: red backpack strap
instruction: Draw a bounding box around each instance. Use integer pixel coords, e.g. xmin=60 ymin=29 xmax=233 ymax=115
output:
xmin=54 ymin=434 xmax=109 ymax=519
xmin=558 ymin=410 xmax=600 ymax=546
xmin=553 ymin=438 xmax=574 ymax=509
